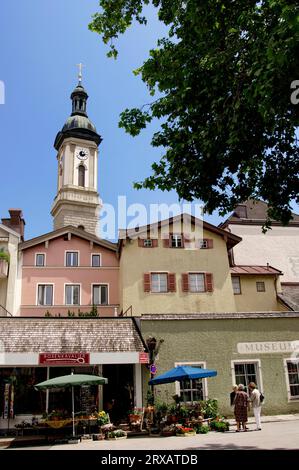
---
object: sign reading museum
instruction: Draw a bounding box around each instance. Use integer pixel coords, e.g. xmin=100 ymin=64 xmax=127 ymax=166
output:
xmin=237 ymin=341 xmax=299 ymax=354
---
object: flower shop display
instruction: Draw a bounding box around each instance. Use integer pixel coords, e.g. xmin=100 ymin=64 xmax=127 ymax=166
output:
xmin=175 ymin=425 xmax=196 ymax=436
xmin=107 ymin=429 xmax=127 ymax=440
xmin=210 ymin=419 xmax=230 ymax=432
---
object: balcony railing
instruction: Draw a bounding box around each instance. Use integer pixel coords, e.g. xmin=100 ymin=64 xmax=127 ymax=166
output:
xmin=0 ymin=305 xmax=12 ymax=317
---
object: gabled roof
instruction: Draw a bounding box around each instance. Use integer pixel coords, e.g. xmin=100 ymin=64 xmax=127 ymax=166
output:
xmin=230 ymin=265 xmax=282 ymax=275
xmin=219 ymin=199 xmax=299 ymax=228
xmin=0 ymin=223 xmax=21 ymax=239
xmin=19 ymin=226 xmax=117 ymax=252
xmin=118 ymin=213 xmax=242 ymax=253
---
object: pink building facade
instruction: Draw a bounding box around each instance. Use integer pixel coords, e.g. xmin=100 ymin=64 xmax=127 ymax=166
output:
xmin=20 ymin=227 xmax=119 ymax=317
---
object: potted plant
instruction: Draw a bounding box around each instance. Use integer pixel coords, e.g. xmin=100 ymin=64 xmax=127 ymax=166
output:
xmin=161 ymin=424 xmax=176 ymax=436
xmin=167 ymin=403 xmax=178 ymax=423
xmin=175 ymin=425 xmax=196 ymax=436
xmin=107 ymin=429 xmax=127 ymax=440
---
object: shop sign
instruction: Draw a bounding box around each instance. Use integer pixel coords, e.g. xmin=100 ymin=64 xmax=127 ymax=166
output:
xmin=39 ymin=353 xmax=90 ymax=365
xmin=237 ymin=341 xmax=299 ymax=354
xmin=139 ymin=352 xmax=149 ymax=364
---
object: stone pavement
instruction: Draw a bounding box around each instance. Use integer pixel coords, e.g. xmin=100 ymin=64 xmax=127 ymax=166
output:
xmin=1 ymin=414 xmax=299 ymax=451
xmin=227 ymin=412 xmax=299 ymax=426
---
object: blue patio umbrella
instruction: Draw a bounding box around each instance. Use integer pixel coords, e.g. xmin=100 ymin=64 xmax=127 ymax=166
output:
xmin=149 ymin=365 xmax=217 ymax=385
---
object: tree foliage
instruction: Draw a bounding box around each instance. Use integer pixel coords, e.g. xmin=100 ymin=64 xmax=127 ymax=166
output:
xmin=89 ymin=1 xmax=299 ymax=224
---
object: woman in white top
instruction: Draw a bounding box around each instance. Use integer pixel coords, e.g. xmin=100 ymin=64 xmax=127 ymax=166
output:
xmin=248 ymin=382 xmax=262 ymax=431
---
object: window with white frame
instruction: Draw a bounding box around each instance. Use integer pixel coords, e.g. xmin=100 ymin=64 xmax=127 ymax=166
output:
xmin=286 ymin=360 xmax=299 ymax=398
xmin=256 ymin=281 xmax=265 ymax=292
xmin=189 ymin=273 xmax=205 ymax=292
xmin=175 ymin=362 xmax=206 ymax=402
xmin=170 ymin=234 xmax=183 ymax=248
xmin=234 ymin=362 xmax=259 ymax=390
xmin=151 ymin=273 xmax=168 ymax=293
xmin=232 ymin=276 xmax=241 ymax=294
xmin=92 ymin=285 xmax=108 ymax=305
xmin=91 ymin=254 xmax=101 ymax=267
xmin=65 ymin=285 xmax=80 ymax=305
xmin=143 ymin=239 xmax=153 ymax=247
xmin=66 ymin=252 xmax=78 ymax=267
xmin=37 ymin=285 xmax=53 ymax=306
xmin=35 ymin=254 xmax=45 ymax=267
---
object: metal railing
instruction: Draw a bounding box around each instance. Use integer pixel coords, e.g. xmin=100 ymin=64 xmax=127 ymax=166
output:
xmin=0 ymin=305 xmax=12 ymax=317
xmin=119 ymin=305 xmax=133 ymax=317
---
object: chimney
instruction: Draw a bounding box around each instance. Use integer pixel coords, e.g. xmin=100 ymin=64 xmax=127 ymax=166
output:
xmin=1 ymin=209 xmax=26 ymax=241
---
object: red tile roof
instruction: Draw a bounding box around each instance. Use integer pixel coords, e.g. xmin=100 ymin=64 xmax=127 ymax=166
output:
xmin=230 ymin=265 xmax=282 ymax=275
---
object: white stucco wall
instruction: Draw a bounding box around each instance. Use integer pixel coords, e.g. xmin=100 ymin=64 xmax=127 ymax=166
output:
xmin=228 ymin=225 xmax=299 ymax=283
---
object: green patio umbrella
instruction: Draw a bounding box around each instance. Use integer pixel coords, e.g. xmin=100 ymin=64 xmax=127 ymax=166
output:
xmin=35 ymin=373 xmax=108 ymax=437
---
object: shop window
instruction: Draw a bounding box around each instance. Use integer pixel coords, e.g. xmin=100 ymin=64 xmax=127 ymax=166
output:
xmin=65 ymin=285 xmax=80 ymax=305
xmin=66 ymin=251 xmax=79 ymax=267
xmin=233 ymin=362 xmax=260 ymax=391
xmin=232 ymin=276 xmax=241 ymax=294
xmin=0 ymin=367 xmax=47 ymax=415
xmin=37 ymin=284 xmax=53 ymax=306
xmin=286 ymin=360 xmax=299 ymax=399
xmin=175 ymin=362 xmax=206 ymax=402
xmin=256 ymin=281 xmax=265 ymax=292
xmin=92 ymin=284 xmax=108 ymax=305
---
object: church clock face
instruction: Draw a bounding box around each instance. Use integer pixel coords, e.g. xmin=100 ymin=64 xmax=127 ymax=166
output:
xmin=75 ymin=147 xmax=89 ymax=160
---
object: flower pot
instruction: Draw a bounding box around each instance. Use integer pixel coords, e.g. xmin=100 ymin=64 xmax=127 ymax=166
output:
xmin=108 ymin=436 xmax=127 ymax=440
xmin=129 ymin=414 xmax=141 ymax=423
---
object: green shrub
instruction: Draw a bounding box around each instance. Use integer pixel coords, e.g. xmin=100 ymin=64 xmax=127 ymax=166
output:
xmin=197 ymin=424 xmax=209 ymax=434
xmin=199 ymin=399 xmax=218 ymax=419
xmin=210 ymin=420 xmax=229 ymax=432
xmin=0 ymin=249 xmax=10 ymax=263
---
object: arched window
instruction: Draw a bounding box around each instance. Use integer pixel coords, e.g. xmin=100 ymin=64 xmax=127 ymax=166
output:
xmin=78 ymin=165 xmax=85 ymax=187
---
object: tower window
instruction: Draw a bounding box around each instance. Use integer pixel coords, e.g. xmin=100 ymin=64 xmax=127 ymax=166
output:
xmin=78 ymin=165 xmax=85 ymax=187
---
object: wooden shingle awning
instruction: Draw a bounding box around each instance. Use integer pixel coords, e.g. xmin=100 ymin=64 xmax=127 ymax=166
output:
xmin=0 ymin=318 xmax=147 ymax=366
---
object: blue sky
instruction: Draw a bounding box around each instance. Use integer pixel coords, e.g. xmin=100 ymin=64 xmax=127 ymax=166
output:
xmin=0 ymin=1 xmax=297 ymax=240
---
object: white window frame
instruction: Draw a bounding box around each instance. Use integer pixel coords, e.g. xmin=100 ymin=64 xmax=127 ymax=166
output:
xmin=143 ymin=239 xmax=153 ymax=248
xmin=91 ymin=253 xmax=101 ymax=267
xmin=65 ymin=250 xmax=79 ymax=267
xmin=256 ymin=281 xmax=266 ymax=292
xmin=284 ymin=359 xmax=299 ymax=402
xmin=35 ymin=253 xmax=46 ymax=267
xmin=91 ymin=283 xmax=109 ymax=306
xmin=150 ymin=272 xmax=168 ymax=293
xmin=171 ymin=234 xmax=183 ymax=248
xmin=36 ymin=283 xmax=54 ymax=306
xmin=231 ymin=359 xmax=263 ymax=392
xmin=64 ymin=283 xmax=81 ymax=306
xmin=188 ymin=273 xmax=206 ymax=293
xmin=174 ymin=361 xmax=208 ymax=402
xmin=232 ymin=276 xmax=241 ymax=295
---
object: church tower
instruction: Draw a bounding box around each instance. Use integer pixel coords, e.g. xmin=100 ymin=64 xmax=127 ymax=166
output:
xmin=51 ymin=71 xmax=102 ymax=235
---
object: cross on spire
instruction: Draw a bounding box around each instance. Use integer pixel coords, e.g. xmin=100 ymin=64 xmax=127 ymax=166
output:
xmin=77 ymin=63 xmax=85 ymax=84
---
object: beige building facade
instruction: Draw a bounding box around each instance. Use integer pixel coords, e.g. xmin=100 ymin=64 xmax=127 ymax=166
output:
xmin=119 ymin=215 xmax=287 ymax=316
